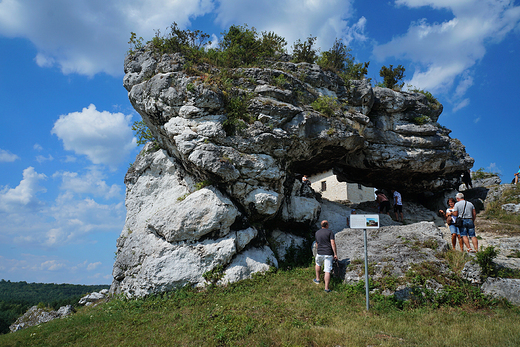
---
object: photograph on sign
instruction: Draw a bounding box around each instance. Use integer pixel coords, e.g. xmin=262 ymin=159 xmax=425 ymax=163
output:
xmin=350 ymin=214 xmax=380 ymax=229
xmin=366 ymin=217 xmax=379 ymax=227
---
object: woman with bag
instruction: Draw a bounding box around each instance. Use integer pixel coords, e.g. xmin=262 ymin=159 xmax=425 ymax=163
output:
xmin=439 ymin=198 xmax=463 ymax=251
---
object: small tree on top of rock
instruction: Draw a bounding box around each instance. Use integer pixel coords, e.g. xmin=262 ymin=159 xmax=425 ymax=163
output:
xmin=379 ymin=64 xmax=406 ymax=89
xmin=292 ymin=35 xmax=319 ymax=64
xmin=317 ymin=38 xmax=370 ymax=81
xmin=218 ymin=25 xmax=287 ymax=67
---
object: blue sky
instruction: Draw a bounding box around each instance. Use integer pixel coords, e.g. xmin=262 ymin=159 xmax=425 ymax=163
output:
xmin=0 ymin=0 xmax=519 ymax=285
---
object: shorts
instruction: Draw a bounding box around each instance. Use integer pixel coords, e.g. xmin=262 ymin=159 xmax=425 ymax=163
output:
xmin=448 ymin=224 xmax=460 ymax=235
xmin=459 ymin=219 xmax=476 ymax=238
xmin=315 ymin=254 xmax=333 ymax=273
xmin=394 ymin=204 xmax=403 ymax=213
xmin=380 ymin=201 xmax=391 ymax=213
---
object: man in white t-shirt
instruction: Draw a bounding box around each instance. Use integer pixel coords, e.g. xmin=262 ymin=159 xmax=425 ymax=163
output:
xmin=453 ymin=192 xmax=478 ymax=253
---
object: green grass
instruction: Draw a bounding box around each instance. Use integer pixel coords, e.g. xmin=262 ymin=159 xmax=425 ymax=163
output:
xmin=2 ymin=265 xmax=520 ymax=347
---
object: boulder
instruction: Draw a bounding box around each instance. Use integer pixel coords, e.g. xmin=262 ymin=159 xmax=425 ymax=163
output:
xmin=79 ymin=290 xmax=109 ymax=306
xmin=335 ymin=222 xmax=449 ymax=283
xmin=9 ymin=305 xmax=75 ymax=332
xmin=461 ymin=260 xmax=482 ymax=284
xmin=501 ymin=203 xmax=520 ymax=214
xmin=481 ymin=278 xmax=520 ymax=305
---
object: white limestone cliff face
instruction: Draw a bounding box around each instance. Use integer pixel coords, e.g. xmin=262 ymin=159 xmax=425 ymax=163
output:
xmin=111 ymin=45 xmax=474 ymax=297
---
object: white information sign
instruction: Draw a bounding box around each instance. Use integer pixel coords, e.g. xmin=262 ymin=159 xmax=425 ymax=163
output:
xmin=350 ymin=214 xmax=380 ymax=229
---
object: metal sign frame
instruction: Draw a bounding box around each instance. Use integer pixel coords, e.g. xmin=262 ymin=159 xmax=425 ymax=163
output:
xmin=350 ymin=214 xmax=380 ymax=311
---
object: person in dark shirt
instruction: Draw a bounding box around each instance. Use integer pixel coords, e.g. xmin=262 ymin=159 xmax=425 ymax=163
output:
xmin=313 ymin=220 xmax=338 ymax=292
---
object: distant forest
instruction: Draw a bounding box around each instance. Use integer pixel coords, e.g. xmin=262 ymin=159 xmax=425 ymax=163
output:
xmin=0 ymin=279 xmax=109 ymax=335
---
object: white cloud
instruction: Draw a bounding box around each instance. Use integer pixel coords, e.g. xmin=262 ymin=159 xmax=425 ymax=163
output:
xmin=0 ymin=254 xmax=111 ymax=284
xmin=0 ymin=148 xmax=20 ymax=162
xmin=487 ymin=162 xmax=501 ymax=174
xmin=51 ymin=104 xmax=136 ymax=169
xmin=36 ymin=154 xmax=54 ymax=163
xmin=0 ymin=167 xmax=46 ymax=213
xmin=0 ymin=0 xmax=368 ymax=77
xmin=0 ymin=0 xmax=214 ymax=76
xmin=53 ymin=167 xmax=122 ymax=200
xmin=40 ymin=260 xmax=66 ymax=271
xmin=373 ymin=0 xmax=520 ymax=99
xmin=473 ymin=116 xmax=481 ymax=123
xmin=0 ymin=166 xmax=125 ymax=250
xmin=38 ymin=193 xmax=125 ymax=246
xmin=33 ymin=144 xmax=43 ymax=151
xmin=87 ymin=262 xmax=102 ymax=271
xmin=214 ymin=0 xmax=363 ymax=50
xmin=453 ymin=98 xmax=470 ymax=112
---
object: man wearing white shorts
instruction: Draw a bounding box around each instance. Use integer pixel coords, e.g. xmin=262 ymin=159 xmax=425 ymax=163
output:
xmin=314 ymin=220 xmax=338 ymax=292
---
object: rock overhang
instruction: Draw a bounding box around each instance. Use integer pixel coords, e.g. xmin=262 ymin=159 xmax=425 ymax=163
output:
xmin=111 ymin=45 xmax=474 ymax=296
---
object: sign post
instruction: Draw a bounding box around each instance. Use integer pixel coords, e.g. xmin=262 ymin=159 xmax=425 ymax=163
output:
xmin=350 ymin=214 xmax=380 ymax=311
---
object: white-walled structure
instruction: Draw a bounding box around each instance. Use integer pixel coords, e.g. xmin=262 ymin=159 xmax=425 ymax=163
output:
xmin=308 ymin=170 xmax=374 ymax=203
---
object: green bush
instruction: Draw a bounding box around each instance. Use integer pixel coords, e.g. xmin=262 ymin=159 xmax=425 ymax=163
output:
xmin=380 ymin=64 xmax=406 ymax=89
xmin=218 ymin=25 xmax=287 ymax=68
xmin=311 ymin=95 xmax=342 ymax=117
xmin=132 ymin=120 xmax=157 ymax=146
xmin=292 ymin=35 xmax=318 ymax=64
xmin=316 ymin=38 xmax=350 ymax=72
xmin=150 ymin=22 xmax=210 ymax=56
xmin=475 ymin=246 xmax=499 ymax=279
xmin=223 ymin=92 xmax=254 ymax=135
xmin=472 ymin=167 xmax=498 ymax=180
xmin=202 ymin=265 xmax=225 ymax=285
xmin=407 ymin=85 xmax=441 ymax=109
xmin=128 ymin=32 xmax=144 ymax=54
xmin=412 ymin=115 xmax=431 ymax=125
xmin=316 ymin=38 xmax=369 ymax=81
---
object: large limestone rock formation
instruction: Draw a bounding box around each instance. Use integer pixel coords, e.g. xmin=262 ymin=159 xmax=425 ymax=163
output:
xmin=111 ymin=45 xmax=473 ymax=297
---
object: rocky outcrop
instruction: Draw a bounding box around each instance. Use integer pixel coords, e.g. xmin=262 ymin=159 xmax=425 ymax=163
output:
xmin=481 ymin=278 xmax=520 ymax=305
xmin=9 ymin=305 xmax=75 ymax=332
xmin=78 ymin=289 xmax=109 ymax=306
xmin=111 ymin=45 xmax=474 ymax=297
xmin=336 ymin=221 xmax=449 ymax=284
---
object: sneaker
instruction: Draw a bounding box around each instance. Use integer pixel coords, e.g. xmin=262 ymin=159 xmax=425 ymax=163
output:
xmin=324 ymin=289 xmax=331 ymax=293
xmin=313 ymin=279 xmax=320 ymax=284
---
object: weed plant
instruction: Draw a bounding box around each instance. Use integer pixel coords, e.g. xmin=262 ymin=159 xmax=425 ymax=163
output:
xmin=311 ymin=95 xmax=343 ymax=117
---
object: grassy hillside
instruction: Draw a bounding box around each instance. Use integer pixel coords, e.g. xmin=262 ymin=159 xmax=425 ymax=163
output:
xmin=1 ymin=256 xmax=519 ymax=347
xmin=0 ymin=281 xmax=109 ymax=335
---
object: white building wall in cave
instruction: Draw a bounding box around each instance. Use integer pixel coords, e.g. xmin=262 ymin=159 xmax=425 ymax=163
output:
xmin=308 ymin=170 xmax=374 ymax=204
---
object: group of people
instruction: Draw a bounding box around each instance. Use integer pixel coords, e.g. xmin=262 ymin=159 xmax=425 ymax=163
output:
xmin=439 ymin=192 xmax=478 ymax=253
xmin=375 ymin=189 xmax=404 ymax=222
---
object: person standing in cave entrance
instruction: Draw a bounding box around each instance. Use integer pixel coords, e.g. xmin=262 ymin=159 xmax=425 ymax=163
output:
xmin=375 ymin=190 xmax=391 ymax=216
xmin=391 ymin=189 xmax=404 ymax=222
xmin=313 ymin=220 xmax=338 ymax=293
xmin=302 ymin=175 xmax=311 ymax=186
xmin=462 ymin=169 xmax=473 ymax=189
